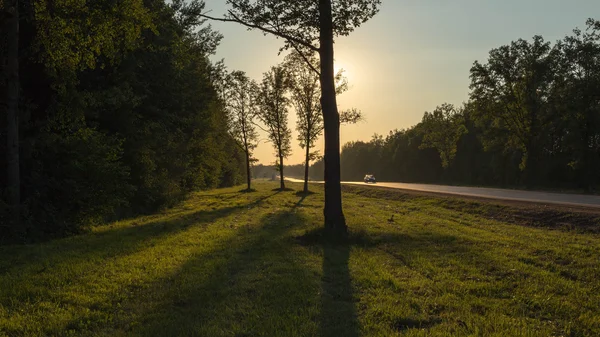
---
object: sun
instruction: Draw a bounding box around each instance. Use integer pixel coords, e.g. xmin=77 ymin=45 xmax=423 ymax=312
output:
xmin=334 ymin=62 xmax=351 ymax=81
xmin=333 ymin=57 xmax=355 ymax=83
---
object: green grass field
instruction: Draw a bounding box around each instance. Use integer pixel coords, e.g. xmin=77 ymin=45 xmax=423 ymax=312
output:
xmin=1 ymin=182 xmax=599 ymax=336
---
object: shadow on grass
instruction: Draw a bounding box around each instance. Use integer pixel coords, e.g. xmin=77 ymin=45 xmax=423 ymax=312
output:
xmin=130 ymin=210 xmax=322 ymax=336
xmin=319 ymin=240 xmax=359 ymax=337
xmin=0 ymin=191 xmax=279 ymax=280
xmin=4 ymin=189 xmax=494 ymax=336
xmin=296 ymin=227 xmax=457 ymax=335
xmin=294 ymin=227 xmax=360 ymax=337
xmin=295 ymin=190 xmax=316 ymax=197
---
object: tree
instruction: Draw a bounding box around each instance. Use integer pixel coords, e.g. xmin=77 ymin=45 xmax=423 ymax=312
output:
xmin=286 ymin=51 xmax=322 ymax=193
xmin=256 ymin=66 xmax=292 ymax=190
xmin=223 ymin=70 xmax=259 ymax=191
xmin=3 ymin=0 xmax=20 ymax=230
xmin=419 ymin=103 xmax=467 ymax=169
xmin=470 ymin=35 xmax=557 ymax=186
xmin=285 ymin=50 xmax=361 ymax=193
xmin=553 ymin=19 xmax=600 ymax=190
xmin=201 ymin=0 xmax=381 ymax=235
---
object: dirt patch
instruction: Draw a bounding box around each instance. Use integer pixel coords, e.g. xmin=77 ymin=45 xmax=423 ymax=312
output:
xmin=342 ymin=185 xmax=600 ymax=234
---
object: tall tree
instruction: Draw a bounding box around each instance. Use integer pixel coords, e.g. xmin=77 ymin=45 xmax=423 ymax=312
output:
xmin=287 ymin=52 xmax=322 ymax=193
xmin=554 ymin=19 xmax=600 ymax=190
xmin=257 ymin=66 xmax=292 ymax=190
xmin=223 ymin=70 xmax=259 ymax=191
xmin=3 ymin=0 xmax=20 ymax=229
xmin=470 ymin=36 xmax=557 ymax=186
xmin=201 ymin=0 xmax=381 ymax=235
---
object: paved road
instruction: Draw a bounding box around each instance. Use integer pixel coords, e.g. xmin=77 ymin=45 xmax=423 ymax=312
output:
xmin=285 ymin=178 xmax=600 ymax=209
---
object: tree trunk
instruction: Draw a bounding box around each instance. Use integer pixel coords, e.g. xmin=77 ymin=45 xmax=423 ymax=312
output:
xmin=279 ymin=155 xmax=285 ymax=189
xmin=304 ymin=142 xmax=310 ymax=193
xmin=5 ymin=0 xmax=20 ymax=229
xmin=319 ymin=0 xmax=346 ymax=235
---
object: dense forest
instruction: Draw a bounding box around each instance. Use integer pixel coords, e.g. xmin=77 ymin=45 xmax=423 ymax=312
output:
xmin=314 ymin=19 xmax=600 ymax=191
xmin=0 ymin=0 xmax=246 ymax=241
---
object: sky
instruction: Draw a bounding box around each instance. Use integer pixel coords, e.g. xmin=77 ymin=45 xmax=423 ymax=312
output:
xmin=203 ymin=0 xmax=600 ymax=165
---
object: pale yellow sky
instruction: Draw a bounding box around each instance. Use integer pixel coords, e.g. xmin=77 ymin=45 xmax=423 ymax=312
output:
xmin=205 ymin=0 xmax=599 ymax=165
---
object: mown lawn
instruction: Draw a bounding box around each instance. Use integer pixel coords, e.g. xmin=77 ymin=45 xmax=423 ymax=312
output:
xmin=1 ymin=182 xmax=599 ymax=336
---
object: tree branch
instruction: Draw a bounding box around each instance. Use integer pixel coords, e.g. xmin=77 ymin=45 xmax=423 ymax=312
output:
xmin=289 ymin=41 xmax=321 ymax=76
xmin=251 ymin=120 xmax=270 ymax=133
xmin=200 ymin=12 xmax=319 ymax=53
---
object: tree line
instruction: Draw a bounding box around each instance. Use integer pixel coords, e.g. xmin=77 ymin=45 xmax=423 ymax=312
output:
xmin=323 ymin=19 xmax=600 ymax=191
xmin=0 ymin=0 xmax=249 ymax=241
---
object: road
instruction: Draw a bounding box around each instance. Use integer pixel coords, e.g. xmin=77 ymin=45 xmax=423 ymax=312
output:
xmin=285 ymin=178 xmax=600 ymax=209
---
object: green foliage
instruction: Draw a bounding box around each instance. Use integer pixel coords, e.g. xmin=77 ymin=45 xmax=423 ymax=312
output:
xmin=33 ymin=0 xmax=153 ymax=77
xmin=221 ymin=70 xmax=259 ymax=190
xmin=1 ymin=0 xmax=245 ymax=241
xmin=23 ymin=127 xmax=133 ymax=237
xmin=205 ymin=0 xmax=382 ymax=227
xmin=338 ymin=127 xmax=442 ymax=183
xmin=470 ymin=35 xmax=556 ymax=176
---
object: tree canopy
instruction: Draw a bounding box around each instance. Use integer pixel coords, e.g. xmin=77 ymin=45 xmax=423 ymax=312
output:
xmin=1 ymin=0 xmax=246 ymax=241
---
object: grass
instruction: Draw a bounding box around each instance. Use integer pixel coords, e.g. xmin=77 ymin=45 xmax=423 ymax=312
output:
xmin=0 ymin=181 xmax=599 ymax=336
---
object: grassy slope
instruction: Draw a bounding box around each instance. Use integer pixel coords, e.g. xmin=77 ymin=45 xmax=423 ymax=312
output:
xmin=0 ymin=182 xmax=599 ymax=336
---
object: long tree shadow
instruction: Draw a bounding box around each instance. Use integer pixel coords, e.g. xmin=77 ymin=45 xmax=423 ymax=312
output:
xmin=0 ymin=191 xmax=279 ymax=296
xmin=295 ymin=227 xmax=361 ymax=337
xmin=293 ymin=190 xmax=316 ymax=209
xmin=128 ymin=210 xmax=322 ymax=336
xmin=319 ymin=241 xmax=359 ymax=337
xmin=296 ymin=227 xmax=471 ymax=336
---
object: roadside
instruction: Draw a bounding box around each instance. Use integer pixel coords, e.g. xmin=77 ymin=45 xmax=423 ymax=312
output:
xmin=342 ymin=184 xmax=600 ymax=234
xmin=286 ymin=178 xmax=600 ymax=209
